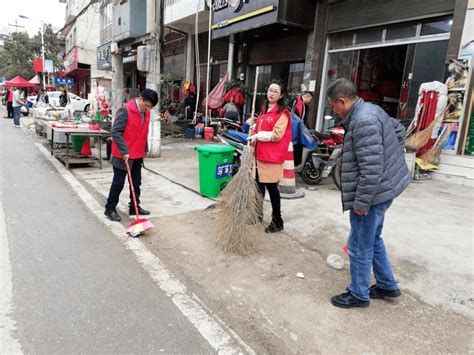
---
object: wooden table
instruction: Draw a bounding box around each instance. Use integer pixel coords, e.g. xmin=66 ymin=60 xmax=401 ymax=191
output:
xmin=42 ymin=121 xmax=110 ymax=169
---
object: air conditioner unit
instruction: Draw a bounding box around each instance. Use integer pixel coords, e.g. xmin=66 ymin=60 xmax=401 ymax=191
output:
xmin=137 ymin=45 xmax=151 ymax=72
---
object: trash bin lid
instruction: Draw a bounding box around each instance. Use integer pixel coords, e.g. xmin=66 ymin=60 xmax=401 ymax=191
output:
xmin=195 ymin=144 xmax=235 ymax=153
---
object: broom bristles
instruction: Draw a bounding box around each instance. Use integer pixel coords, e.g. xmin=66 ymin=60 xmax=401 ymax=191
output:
xmin=215 ymin=145 xmax=263 ymax=255
xmin=419 ymin=127 xmax=451 ymax=164
xmin=405 ymin=120 xmax=437 ymax=150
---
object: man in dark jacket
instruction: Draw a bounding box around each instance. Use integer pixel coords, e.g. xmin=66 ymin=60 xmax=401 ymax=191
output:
xmin=104 ymin=88 xmax=158 ymax=222
xmin=288 ymin=91 xmax=314 ymax=126
xmin=326 ymin=79 xmax=411 ymax=309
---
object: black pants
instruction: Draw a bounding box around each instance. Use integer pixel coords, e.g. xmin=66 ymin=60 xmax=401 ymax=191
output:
xmin=105 ymin=159 xmax=142 ymax=211
xmin=256 ymin=170 xmax=281 ymax=220
xmin=7 ymin=102 xmax=13 ymax=118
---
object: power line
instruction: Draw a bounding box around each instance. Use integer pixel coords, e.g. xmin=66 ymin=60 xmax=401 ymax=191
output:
xmin=55 ymin=0 xmax=100 ymax=35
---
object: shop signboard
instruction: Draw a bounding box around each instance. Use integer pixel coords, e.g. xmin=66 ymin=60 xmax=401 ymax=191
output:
xmin=55 ymin=77 xmax=74 ymax=86
xmin=212 ymin=0 xmax=278 ymax=39
xmin=63 ymin=47 xmax=78 ymax=74
xmin=212 ymin=0 xmax=314 ymax=38
xmin=97 ymin=42 xmax=112 ymax=70
xmin=123 ymin=55 xmax=137 ymax=64
xmin=44 ymin=60 xmax=54 ymax=73
xmin=207 ymin=0 xmax=247 ymax=12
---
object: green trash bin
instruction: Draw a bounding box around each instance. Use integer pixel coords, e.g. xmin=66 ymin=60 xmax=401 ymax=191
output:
xmin=71 ymin=136 xmax=86 ymax=153
xmin=195 ymin=144 xmax=235 ymax=198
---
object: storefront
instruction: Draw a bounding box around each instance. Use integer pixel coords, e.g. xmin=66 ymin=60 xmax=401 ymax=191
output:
xmin=93 ymin=41 xmax=113 ymax=101
xmin=63 ymin=47 xmax=91 ymax=98
xmin=121 ymin=48 xmax=146 ymax=98
xmin=211 ymin=0 xmax=316 ymax=111
xmin=317 ymin=15 xmax=453 ymax=132
xmin=162 ymin=27 xmax=188 ymax=102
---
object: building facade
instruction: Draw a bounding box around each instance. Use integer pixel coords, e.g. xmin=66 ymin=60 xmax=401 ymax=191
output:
xmin=60 ymin=0 xmax=102 ymax=98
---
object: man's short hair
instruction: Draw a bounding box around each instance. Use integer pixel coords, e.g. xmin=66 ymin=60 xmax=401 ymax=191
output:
xmin=326 ymin=78 xmax=358 ymax=101
xmin=140 ymin=88 xmax=158 ymax=107
xmin=302 ymin=91 xmax=314 ymax=98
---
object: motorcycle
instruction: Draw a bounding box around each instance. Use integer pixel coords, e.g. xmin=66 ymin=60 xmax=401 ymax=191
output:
xmin=217 ymin=114 xmax=344 ymax=188
xmin=215 ymin=117 xmax=247 ymax=173
xmin=293 ymin=115 xmax=343 ymax=187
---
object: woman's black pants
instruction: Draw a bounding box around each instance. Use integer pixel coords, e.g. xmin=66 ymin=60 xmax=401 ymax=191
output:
xmin=256 ymin=170 xmax=281 ymax=220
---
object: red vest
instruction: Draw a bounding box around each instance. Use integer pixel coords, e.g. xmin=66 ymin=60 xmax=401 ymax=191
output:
xmin=7 ymin=90 xmax=13 ymax=102
xmin=111 ymin=100 xmax=150 ymax=159
xmin=254 ymin=106 xmax=292 ymax=164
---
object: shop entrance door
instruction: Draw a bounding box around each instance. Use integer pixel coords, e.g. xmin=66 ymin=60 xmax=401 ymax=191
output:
xmin=322 ymin=45 xmax=407 ymax=131
xmin=398 ymin=40 xmax=449 ymax=125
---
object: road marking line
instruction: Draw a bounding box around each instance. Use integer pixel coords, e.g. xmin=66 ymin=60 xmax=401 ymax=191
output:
xmin=0 ymin=199 xmax=23 ymax=354
xmin=34 ymin=143 xmax=253 ymax=354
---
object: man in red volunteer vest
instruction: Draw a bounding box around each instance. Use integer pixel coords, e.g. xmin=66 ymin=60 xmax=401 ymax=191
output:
xmin=104 ymin=89 xmax=158 ymax=222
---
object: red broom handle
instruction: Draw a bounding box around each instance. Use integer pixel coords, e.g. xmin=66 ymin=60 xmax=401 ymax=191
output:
xmin=125 ymin=159 xmax=140 ymax=220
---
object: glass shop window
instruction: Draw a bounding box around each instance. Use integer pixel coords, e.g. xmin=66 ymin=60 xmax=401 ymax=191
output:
xmin=421 ymin=15 xmax=453 ymax=36
xmin=385 ymin=22 xmax=418 ymax=41
xmin=287 ymin=63 xmax=304 ymax=96
xmin=355 ymin=26 xmax=383 ymax=45
xmin=329 ymin=31 xmax=354 ymax=50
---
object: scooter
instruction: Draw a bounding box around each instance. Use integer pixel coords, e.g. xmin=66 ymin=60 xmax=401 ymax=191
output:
xmin=217 ymin=114 xmax=343 ymax=187
xmin=318 ymin=116 xmax=344 ymax=190
xmin=216 ymin=118 xmax=247 ymax=173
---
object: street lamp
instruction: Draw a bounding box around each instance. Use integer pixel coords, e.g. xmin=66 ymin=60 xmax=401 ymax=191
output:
xmin=19 ymin=15 xmax=46 ymax=90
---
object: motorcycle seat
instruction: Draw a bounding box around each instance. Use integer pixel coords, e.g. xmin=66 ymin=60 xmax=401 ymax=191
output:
xmin=311 ymin=130 xmax=331 ymax=140
xmin=223 ymin=130 xmax=248 ymax=144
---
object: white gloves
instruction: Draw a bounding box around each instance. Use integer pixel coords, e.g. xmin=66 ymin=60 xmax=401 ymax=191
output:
xmin=246 ymin=131 xmax=273 ymax=142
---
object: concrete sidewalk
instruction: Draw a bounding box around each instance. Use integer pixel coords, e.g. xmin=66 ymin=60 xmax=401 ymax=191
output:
xmin=23 ymin=121 xmax=474 ymax=352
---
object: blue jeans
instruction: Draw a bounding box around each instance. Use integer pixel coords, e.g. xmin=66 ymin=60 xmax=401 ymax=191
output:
xmin=347 ymin=200 xmax=398 ymax=301
xmin=13 ymin=106 xmax=21 ymax=126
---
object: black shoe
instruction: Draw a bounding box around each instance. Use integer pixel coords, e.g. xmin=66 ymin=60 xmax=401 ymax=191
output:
xmin=265 ymin=222 xmax=284 ymax=233
xmin=129 ymin=206 xmax=150 ymax=216
xmin=331 ymin=291 xmax=370 ymax=309
xmin=369 ymin=285 xmax=401 ymax=299
xmin=104 ymin=209 xmax=121 ymax=222
xmin=265 ymin=215 xmax=283 ymax=233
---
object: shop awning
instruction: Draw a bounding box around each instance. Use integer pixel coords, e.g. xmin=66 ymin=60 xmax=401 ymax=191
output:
xmin=4 ymin=76 xmax=36 ymax=88
xmin=28 ymin=75 xmax=41 ymax=85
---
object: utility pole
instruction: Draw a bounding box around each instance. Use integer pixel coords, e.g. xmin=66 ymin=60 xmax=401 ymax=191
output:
xmin=204 ymin=3 xmax=213 ymax=124
xmin=40 ymin=21 xmax=46 ymax=90
xmin=146 ymin=0 xmax=164 ymax=158
xmin=111 ymin=48 xmax=124 ymax=119
xmin=8 ymin=19 xmax=25 ymax=32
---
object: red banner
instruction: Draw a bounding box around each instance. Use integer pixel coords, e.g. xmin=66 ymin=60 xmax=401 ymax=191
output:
xmin=33 ymin=58 xmax=43 ymax=73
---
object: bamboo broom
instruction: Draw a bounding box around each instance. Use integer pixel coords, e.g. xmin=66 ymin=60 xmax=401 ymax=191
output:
xmin=419 ymin=125 xmax=452 ymax=164
xmin=215 ymin=68 xmax=263 ymax=255
xmin=406 ymin=108 xmax=447 ymax=150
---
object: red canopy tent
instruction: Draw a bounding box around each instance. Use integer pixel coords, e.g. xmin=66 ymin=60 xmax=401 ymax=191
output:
xmin=4 ymin=76 xmax=36 ymax=88
xmin=28 ymin=74 xmax=41 ymax=85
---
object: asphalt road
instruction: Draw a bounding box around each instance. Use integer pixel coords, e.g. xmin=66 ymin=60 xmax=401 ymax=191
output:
xmin=0 ymin=113 xmax=213 ymax=353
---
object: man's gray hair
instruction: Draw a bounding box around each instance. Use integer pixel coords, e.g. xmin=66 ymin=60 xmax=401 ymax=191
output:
xmin=326 ymin=78 xmax=358 ymax=101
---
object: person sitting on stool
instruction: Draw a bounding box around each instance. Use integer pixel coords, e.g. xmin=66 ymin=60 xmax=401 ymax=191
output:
xmin=104 ymin=88 xmax=158 ymax=222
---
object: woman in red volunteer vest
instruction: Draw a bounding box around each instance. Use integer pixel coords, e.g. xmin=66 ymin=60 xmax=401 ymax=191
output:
xmin=104 ymin=89 xmax=158 ymax=222
xmin=248 ymin=80 xmax=292 ymax=233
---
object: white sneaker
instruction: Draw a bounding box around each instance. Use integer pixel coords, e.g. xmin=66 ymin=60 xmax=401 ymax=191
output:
xmin=14 ymin=125 xmax=21 ymax=128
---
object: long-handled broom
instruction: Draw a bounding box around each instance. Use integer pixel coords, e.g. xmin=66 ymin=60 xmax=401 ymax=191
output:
xmin=215 ymin=68 xmax=263 ymax=255
xmin=419 ymin=125 xmax=452 ymax=164
xmin=125 ymin=160 xmax=154 ymax=237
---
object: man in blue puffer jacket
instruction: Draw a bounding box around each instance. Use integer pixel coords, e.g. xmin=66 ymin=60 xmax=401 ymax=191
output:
xmin=327 ymin=79 xmax=411 ymax=309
